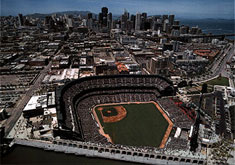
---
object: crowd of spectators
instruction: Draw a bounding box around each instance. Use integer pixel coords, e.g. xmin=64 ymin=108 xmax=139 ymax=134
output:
xmin=165 ymin=137 xmax=189 ymax=150
xmin=77 ymin=90 xmax=158 ymax=143
xmin=58 ymin=76 xmax=176 ymax=148
xmin=157 ymin=98 xmax=193 ymax=129
xmin=172 ymin=99 xmax=196 ymax=121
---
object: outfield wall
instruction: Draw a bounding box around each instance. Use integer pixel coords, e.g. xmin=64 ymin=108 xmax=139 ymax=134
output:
xmin=56 ymin=75 xmax=175 ymax=140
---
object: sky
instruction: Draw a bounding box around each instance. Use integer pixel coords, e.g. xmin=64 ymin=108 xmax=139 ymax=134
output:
xmin=1 ymin=0 xmax=234 ymax=19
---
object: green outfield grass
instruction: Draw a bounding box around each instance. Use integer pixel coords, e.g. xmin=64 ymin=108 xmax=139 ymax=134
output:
xmin=206 ymin=76 xmax=229 ymax=86
xmin=95 ymin=103 xmax=169 ymax=147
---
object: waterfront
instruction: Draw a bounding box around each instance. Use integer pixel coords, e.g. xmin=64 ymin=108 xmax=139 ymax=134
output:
xmin=180 ymin=18 xmax=235 ymax=39
xmin=1 ymin=145 xmax=139 ymax=165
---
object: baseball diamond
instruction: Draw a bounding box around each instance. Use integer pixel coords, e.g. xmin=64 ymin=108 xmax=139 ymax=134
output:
xmin=93 ymin=102 xmax=172 ymax=148
xmin=55 ymin=75 xmax=195 ymax=152
xmin=98 ymin=106 xmax=127 ymax=123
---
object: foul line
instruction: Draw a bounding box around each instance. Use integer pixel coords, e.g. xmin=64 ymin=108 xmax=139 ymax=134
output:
xmin=152 ymin=101 xmax=173 ymax=149
xmin=92 ymin=106 xmax=113 ymax=143
xmin=92 ymin=101 xmax=173 ymax=148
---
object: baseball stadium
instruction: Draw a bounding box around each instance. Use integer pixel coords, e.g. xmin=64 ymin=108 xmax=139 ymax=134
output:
xmin=55 ymin=75 xmax=195 ymax=152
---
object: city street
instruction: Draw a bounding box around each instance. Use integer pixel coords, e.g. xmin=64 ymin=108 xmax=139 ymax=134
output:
xmin=192 ymin=44 xmax=235 ymax=84
xmin=3 ymin=62 xmax=52 ymax=136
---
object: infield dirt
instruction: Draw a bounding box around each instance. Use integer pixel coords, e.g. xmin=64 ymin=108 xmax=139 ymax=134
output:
xmin=93 ymin=102 xmax=172 ymax=148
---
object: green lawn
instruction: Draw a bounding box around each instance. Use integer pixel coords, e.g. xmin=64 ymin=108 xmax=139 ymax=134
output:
xmin=206 ymin=76 xmax=229 ymax=86
xmin=95 ymin=103 xmax=169 ymax=147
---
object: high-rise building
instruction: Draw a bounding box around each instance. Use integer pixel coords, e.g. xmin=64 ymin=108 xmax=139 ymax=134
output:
xmin=107 ymin=12 xmax=112 ymax=29
xmin=191 ymin=27 xmax=199 ymax=34
xmin=135 ymin=13 xmax=141 ymax=31
xmin=98 ymin=13 xmax=103 ymax=24
xmin=67 ymin=18 xmax=73 ymax=28
xmin=102 ymin=7 xmax=108 ymax=15
xmin=173 ymin=20 xmax=180 ymax=25
xmin=162 ymin=15 xmax=168 ymax=23
xmin=143 ymin=18 xmax=151 ymax=30
xmin=87 ymin=13 xmax=92 ymax=19
xmin=130 ymin=15 xmax=136 ymax=29
xmin=141 ymin=13 xmax=147 ymax=19
xmin=124 ymin=9 xmax=129 ymax=20
xmin=121 ymin=9 xmax=129 ymax=31
xmin=149 ymin=56 xmax=170 ymax=75
xmin=169 ymin=15 xmax=175 ymax=26
xmin=44 ymin=16 xmax=54 ymax=29
xmin=180 ymin=25 xmax=189 ymax=34
xmin=163 ymin=19 xmax=169 ymax=32
xmin=101 ymin=7 xmax=108 ymax=27
xmin=140 ymin=13 xmax=147 ymax=30
xmin=171 ymin=29 xmax=180 ymax=37
xmin=18 ymin=14 xmax=24 ymax=26
xmin=171 ymin=40 xmax=179 ymax=52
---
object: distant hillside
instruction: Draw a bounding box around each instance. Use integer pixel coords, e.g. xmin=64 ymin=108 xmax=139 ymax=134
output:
xmin=26 ymin=11 xmax=95 ymax=18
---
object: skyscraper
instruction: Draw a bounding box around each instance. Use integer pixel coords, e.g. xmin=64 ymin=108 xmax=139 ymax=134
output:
xmin=18 ymin=14 xmax=24 ymax=26
xmin=102 ymin=7 xmax=108 ymax=15
xmin=121 ymin=9 xmax=129 ymax=31
xmin=163 ymin=19 xmax=169 ymax=32
xmin=135 ymin=13 xmax=141 ymax=31
xmin=99 ymin=13 xmax=103 ymax=24
xmin=141 ymin=13 xmax=147 ymax=20
xmin=130 ymin=15 xmax=136 ymax=29
xmin=169 ymin=15 xmax=175 ymax=26
xmin=87 ymin=13 xmax=92 ymax=19
xmin=101 ymin=7 xmax=108 ymax=27
xmin=162 ymin=15 xmax=168 ymax=23
xmin=107 ymin=12 xmax=112 ymax=29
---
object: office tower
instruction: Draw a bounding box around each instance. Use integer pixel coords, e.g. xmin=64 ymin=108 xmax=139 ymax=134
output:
xmin=102 ymin=7 xmax=108 ymax=27
xmin=67 ymin=18 xmax=73 ymax=28
xmin=107 ymin=12 xmax=112 ymax=29
xmin=191 ymin=27 xmax=198 ymax=34
xmin=98 ymin=13 xmax=103 ymax=24
xmin=87 ymin=18 xmax=93 ymax=29
xmin=52 ymin=14 xmax=57 ymax=22
xmin=102 ymin=7 xmax=108 ymax=15
xmin=130 ymin=15 xmax=136 ymax=29
xmin=149 ymin=56 xmax=170 ymax=75
xmin=143 ymin=18 xmax=151 ymax=30
xmin=126 ymin=20 xmax=133 ymax=33
xmin=180 ymin=25 xmax=189 ymax=34
xmin=140 ymin=13 xmax=147 ymax=30
xmin=162 ymin=15 xmax=168 ymax=23
xmin=169 ymin=15 xmax=175 ymax=26
xmin=121 ymin=9 xmax=129 ymax=31
xmin=124 ymin=9 xmax=129 ymax=20
xmin=171 ymin=41 xmax=179 ymax=52
xmin=196 ymin=28 xmax=202 ymax=35
xmin=171 ymin=29 xmax=180 ymax=37
xmin=87 ymin=13 xmax=92 ymax=19
xmin=163 ymin=19 xmax=169 ymax=32
xmin=44 ymin=16 xmax=54 ymax=29
xmin=18 ymin=14 xmax=24 ymax=26
xmin=135 ymin=13 xmax=141 ymax=31
xmin=141 ymin=13 xmax=147 ymax=19
xmin=173 ymin=20 xmax=180 ymax=25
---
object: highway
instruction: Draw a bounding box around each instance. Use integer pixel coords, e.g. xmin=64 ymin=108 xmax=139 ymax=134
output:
xmin=3 ymin=62 xmax=52 ymax=137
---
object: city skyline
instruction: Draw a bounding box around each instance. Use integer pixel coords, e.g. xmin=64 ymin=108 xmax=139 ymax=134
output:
xmin=1 ymin=0 xmax=234 ymax=19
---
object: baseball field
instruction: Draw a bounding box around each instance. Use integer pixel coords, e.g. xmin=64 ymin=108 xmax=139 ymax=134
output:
xmin=93 ymin=102 xmax=172 ymax=148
